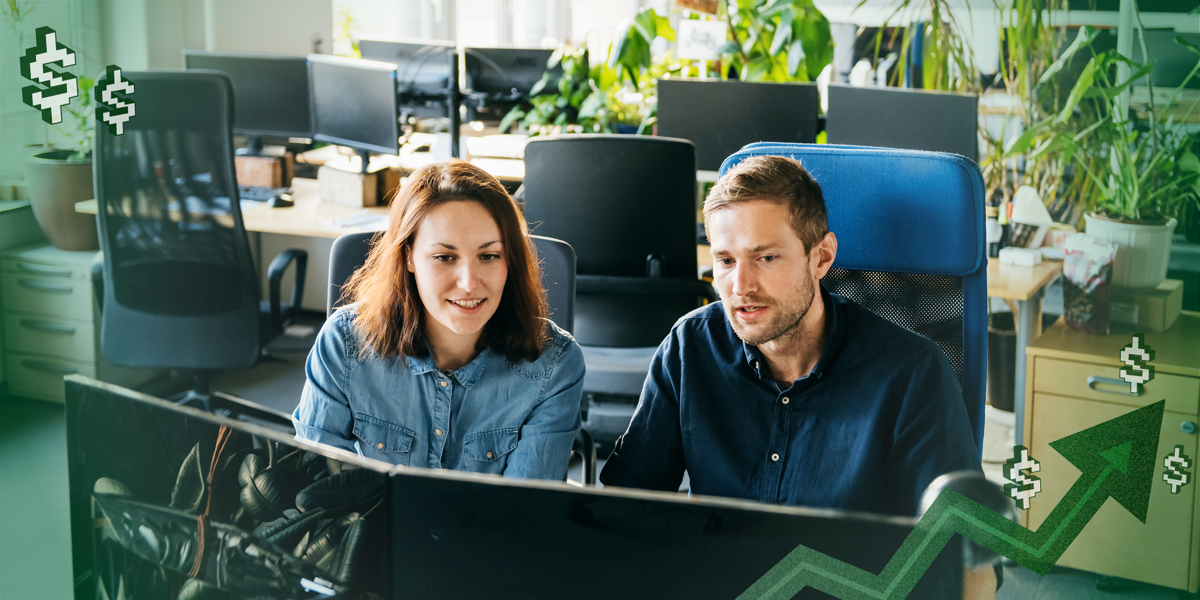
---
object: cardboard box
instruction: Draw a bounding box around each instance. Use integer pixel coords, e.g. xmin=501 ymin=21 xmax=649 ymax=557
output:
xmin=317 ymin=163 xmax=401 ymax=208
xmin=1109 ymin=279 xmax=1183 ymax=332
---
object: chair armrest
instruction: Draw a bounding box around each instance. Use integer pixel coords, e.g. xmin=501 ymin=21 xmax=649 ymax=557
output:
xmin=91 ymin=252 xmax=105 ymax=314
xmin=570 ymin=428 xmax=597 ymax=486
xmin=268 ymin=249 xmax=308 ymax=331
xmin=576 ymin=275 xmax=718 ymax=303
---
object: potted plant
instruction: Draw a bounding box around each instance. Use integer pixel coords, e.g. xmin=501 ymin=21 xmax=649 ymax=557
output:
xmin=24 ymin=73 xmax=100 ymax=251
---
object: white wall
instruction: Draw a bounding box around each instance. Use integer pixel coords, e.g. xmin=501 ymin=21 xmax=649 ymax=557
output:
xmin=204 ymin=0 xmax=332 ymax=56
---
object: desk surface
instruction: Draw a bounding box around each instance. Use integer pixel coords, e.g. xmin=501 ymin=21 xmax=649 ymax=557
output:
xmin=75 ymin=178 xmax=390 ymax=239
xmin=1027 ymin=312 xmax=1199 ymax=377
xmin=986 ymin=257 xmax=1061 ymax=300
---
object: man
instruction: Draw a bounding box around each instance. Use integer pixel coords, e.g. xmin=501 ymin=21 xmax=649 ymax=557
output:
xmin=599 ymin=155 xmax=996 ymax=597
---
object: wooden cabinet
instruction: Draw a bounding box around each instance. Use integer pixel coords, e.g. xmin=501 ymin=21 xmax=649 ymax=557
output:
xmin=1023 ymin=314 xmax=1200 ymax=593
xmin=1 ymin=244 xmax=158 ymax=402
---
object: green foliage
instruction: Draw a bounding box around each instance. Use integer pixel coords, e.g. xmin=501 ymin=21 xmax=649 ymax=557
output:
xmin=718 ymin=0 xmax=833 ymax=82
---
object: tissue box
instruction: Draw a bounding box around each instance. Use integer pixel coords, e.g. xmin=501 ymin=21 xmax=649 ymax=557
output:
xmin=999 ymin=247 xmax=1043 ymax=267
xmin=1109 ymin=279 xmax=1183 ymax=332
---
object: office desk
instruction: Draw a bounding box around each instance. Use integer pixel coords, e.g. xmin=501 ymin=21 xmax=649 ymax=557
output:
xmin=75 ymin=178 xmax=390 ymax=238
xmin=986 ymin=257 xmax=1062 ymax=445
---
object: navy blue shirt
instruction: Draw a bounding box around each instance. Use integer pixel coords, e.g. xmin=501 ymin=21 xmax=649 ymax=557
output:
xmin=600 ymin=288 xmax=981 ymax=517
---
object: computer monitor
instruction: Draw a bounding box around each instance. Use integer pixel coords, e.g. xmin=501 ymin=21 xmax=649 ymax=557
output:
xmin=463 ymin=47 xmax=560 ymax=122
xmin=360 ymin=38 xmax=456 ymax=119
xmin=1132 ymin=29 xmax=1200 ymax=90
xmin=656 ymin=79 xmax=820 ymax=172
xmin=65 ymin=376 xmax=963 ymax=600
xmin=307 ymin=54 xmax=401 ymax=173
xmin=182 ymin=50 xmax=312 ymax=154
xmin=826 ymin=85 xmax=979 ymax=162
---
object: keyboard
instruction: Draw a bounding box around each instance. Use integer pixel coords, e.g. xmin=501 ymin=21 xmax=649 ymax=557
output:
xmin=238 ymin=185 xmax=290 ymax=202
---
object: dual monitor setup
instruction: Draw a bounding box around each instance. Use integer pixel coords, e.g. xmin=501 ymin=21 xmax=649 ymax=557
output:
xmin=183 ymin=42 xmax=559 ymax=175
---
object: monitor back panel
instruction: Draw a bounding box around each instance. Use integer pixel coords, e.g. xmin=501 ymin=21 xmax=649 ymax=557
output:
xmin=183 ymin=51 xmax=312 ymax=138
xmin=826 ymin=85 xmax=979 ymax=162
xmin=464 ymin=47 xmax=558 ymax=96
xmin=308 ymin=55 xmax=400 ymax=154
xmin=656 ymin=79 xmax=819 ymax=171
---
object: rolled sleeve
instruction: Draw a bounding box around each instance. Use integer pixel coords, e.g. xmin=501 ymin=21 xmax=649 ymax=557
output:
xmin=502 ymin=338 xmax=585 ymax=481
xmin=599 ymin=329 xmax=686 ymax=492
xmin=292 ymin=311 xmax=358 ymax=455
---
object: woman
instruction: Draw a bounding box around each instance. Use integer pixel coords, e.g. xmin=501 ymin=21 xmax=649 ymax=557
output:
xmin=293 ymin=160 xmax=585 ymax=480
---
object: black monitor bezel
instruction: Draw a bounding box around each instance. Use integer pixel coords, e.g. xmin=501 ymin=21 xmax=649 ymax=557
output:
xmin=306 ymin=54 xmax=402 ymax=156
xmin=182 ymin=49 xmax=313 ymax=139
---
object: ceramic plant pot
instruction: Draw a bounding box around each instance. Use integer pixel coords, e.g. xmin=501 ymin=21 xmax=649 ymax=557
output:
xmin=24 ymin=150 xmax=99 ymax=251
xmin=1084 ymin=211 xmax=1177 ymax=289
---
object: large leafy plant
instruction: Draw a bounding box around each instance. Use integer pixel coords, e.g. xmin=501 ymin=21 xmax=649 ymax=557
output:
xmin=717 ymin=0 xmax=833 ymax=82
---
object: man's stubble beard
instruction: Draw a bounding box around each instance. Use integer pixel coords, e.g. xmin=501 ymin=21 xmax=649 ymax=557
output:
xmin=725 ymin=273 xmax=817 ymax=346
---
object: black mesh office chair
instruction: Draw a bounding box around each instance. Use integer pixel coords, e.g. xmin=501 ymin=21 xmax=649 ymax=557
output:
xmin=328 ymin=231 xmax=595 ymax=483
xmin=93 ymin=71 xmax=307 ymax=411
xmin=521 ymin=135 xmax=716 ymax=448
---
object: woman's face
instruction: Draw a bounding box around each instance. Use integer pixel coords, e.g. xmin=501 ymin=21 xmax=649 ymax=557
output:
xmin=406 ymin=200 xmax=508 ymax=345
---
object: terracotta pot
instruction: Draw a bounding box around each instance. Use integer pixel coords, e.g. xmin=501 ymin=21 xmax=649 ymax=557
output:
xmin=24 ymin=150 xmax=99 ymax=251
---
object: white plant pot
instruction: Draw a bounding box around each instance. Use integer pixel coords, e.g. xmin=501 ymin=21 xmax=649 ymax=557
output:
xmin=1083 ymin=212 xmax=1177 ymax=289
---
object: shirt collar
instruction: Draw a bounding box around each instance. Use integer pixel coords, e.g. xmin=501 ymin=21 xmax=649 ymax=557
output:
xmin=740 ymin=286 xmax=843 ymax=383
xmin=404 ymin=346 xmax=493 ymax=390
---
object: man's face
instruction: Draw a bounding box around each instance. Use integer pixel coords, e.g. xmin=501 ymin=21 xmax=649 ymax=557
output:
xmin=707 ymin=200 xmax=820 ymax=346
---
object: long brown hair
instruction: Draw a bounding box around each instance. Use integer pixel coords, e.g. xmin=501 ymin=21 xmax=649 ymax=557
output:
xmin=342 ymin=159 xmax=548 ymax=362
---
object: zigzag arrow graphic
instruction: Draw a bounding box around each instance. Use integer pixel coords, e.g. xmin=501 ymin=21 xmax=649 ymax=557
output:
xmin=739 ymin=400 xmax=1166 ymax=600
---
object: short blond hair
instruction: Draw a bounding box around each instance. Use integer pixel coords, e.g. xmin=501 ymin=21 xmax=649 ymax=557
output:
xmin=703 ymin=155 xmax=829 ymax=252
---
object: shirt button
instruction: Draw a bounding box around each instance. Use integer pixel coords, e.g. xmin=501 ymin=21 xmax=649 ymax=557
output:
xmin=440 ymin=380 xmax=448 ymax=388
xmin=755 ymin=361 xmax=760 ymax=369
xmin=376 ymin=442 xmax=384 ymax=450
xmin=782 ymin=397 xmax=789 ymax=404
xmin=435 ymin=429 xmax=443 ymax=436
xmin=771 ymin=453 xmax=779 ymax=462
xmin=486 ymin=451 xmax=493 ymax=458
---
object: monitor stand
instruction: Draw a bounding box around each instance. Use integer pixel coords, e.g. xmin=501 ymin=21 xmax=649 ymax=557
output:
xmin=236 ymin=134 xmax=265 ymax=156
xmin=357 ymin=148 xmax=371 ymax=174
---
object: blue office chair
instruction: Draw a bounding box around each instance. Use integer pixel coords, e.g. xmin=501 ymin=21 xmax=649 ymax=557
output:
xmin=93 ymin=71 xmax=308 ymax=411
xmin=719 ymin=143 xmax=987 ymax=456
xmin=328 ymin=231 xmax=596 ymax=483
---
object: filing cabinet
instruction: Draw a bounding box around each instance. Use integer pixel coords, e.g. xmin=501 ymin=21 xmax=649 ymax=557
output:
xmin=1022 ymin=314 xmax=1199 ymax=593
xmin=1 ymin=243 xmax=157 ymax=402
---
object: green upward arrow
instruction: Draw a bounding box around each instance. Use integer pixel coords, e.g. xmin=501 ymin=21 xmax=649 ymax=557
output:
xmin=738 ymin=400 xmax=1166 ymax=600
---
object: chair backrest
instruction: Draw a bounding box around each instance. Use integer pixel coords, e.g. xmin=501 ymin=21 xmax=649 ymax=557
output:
xmin=328 ymin=232 xmax=577 ymax=335
xmin=522 ymin=135 xmax=698 ymax=347
xmin=94 ymin=71 xmax=261 ymax=370
xmin=720 ymin=143 xmax=987 ymax=456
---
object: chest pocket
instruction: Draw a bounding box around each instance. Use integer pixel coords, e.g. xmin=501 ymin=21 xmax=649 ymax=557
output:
xmin=353 ymin=414 xmax=415 ymax=466
xmin=461 ymin=428 xmax=519 ymax=474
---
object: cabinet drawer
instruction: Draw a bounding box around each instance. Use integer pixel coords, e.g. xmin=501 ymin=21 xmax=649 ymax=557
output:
xmin=0 ymin=257 xmax=91 ymax=280
xmin=4 ymin=353 xmax=95 ymax=403
xmin=3 ymin=313 xmax=95 ymax=362
xmin=1 ymin=272 xmax=94 ymax=321
xmin=1027 ymin=393 xmax=1198 ymax=591
xmin=1033 ymin=357 xmax=1199 ymax=415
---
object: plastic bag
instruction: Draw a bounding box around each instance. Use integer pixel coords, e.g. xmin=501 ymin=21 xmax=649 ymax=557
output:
xmin=1062 ymin=233 xmax=1118 ymax=335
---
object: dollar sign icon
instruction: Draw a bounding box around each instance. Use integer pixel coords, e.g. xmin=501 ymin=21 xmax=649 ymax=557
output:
xmin=1119 ymin=333 xmax=1155 ymax=394
xmin=1003 ymin=445 xmax=1042 ymax=510
xmin=97 ymin=65 xmax=135 ymax=135
xmin=1163 ymin=445 xmax=1192 ymax=494
xmin=19 ymin=26 xmax=79 ymax=125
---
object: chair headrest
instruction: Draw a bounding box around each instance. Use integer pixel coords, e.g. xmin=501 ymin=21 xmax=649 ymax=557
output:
xmin=718 ymin=143 xmax=985 ymax=277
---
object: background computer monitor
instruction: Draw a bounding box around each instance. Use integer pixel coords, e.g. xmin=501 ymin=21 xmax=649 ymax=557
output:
xmin=656 ymin=79 xmax=820 ymax=172
xmin=464 ymin=47 xmax=560 ymax=121
xmin=307 ymin=54 xmax=401 ymax=170
xmin=65 ymin=376 xmax=963 ymax=600
xmin=360 ymin=38 xmax=456 ymax=119
xmin=826 ymin=85 xmax=979 ymax=162
xmin=1131 ymin=29 xmax=1200 ymax=90
xmin=182 ymin=50 xmax=312 ymax=152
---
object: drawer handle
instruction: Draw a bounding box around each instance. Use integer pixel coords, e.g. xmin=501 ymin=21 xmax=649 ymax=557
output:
xmin=22 ymin=360 xmax=77 ymax=375
xmin=17 ymin=262 xmax=72 ymax=277
xmin=1086 ymin=376 xmax=1143 ymax=396
xmin=19 ymin=319 xmax=76 ymax=334
xmin=17 ymin=279 xmax=74 ymax=294
xmin=1183 ymin=421 xmax=1197 ymax=435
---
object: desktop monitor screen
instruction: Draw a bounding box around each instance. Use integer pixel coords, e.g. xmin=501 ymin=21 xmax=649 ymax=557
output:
xmin=360 ymin=39 xmax=456 ymax=119
xmin=308 ymin=55 xmax=401 ymax=155
xmin=464 ymin=47 xmax=561 ymax=122
xmin=64 ymin=376 xmax=963 ymax=600
xmin=656 ymin=79 xmax=820 ymax=172
xmin=826 ymin=85 xmax=979 ymax=162
xmin=183 ymin=50 xmax=312 ymax=139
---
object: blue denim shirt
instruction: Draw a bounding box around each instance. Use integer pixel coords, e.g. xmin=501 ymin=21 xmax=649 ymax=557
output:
xmin=293 ymin=305 xmax=585 ymax=481
xmin=600 ymin=289 xmax=981 ymax=516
